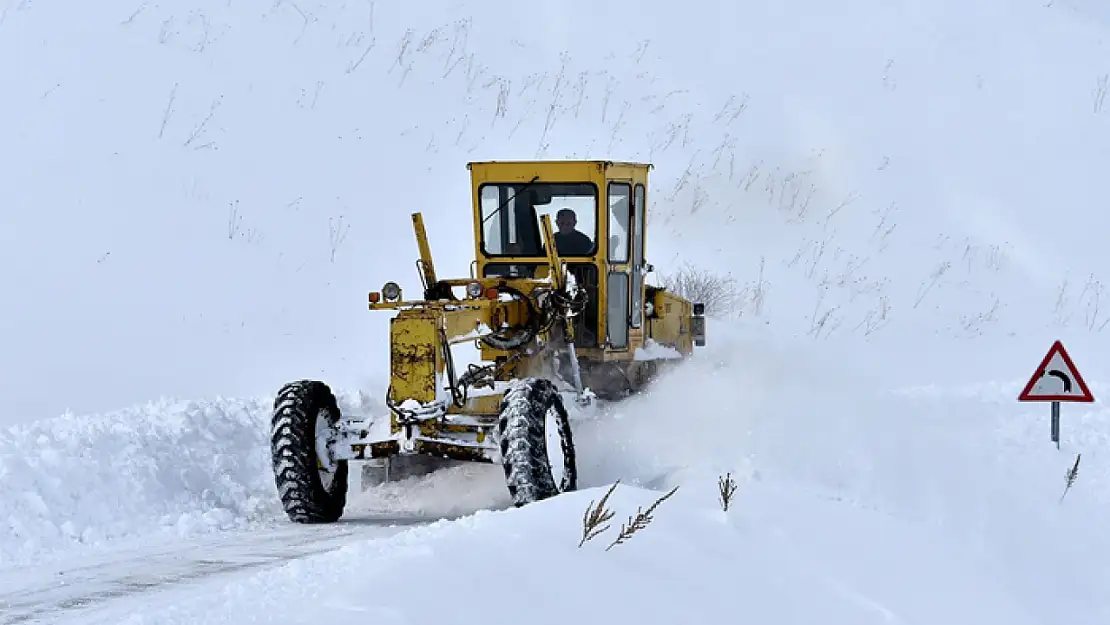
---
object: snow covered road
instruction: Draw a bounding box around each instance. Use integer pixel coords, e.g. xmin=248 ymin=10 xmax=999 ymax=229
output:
xmin=0 ymin=516 xmax=415 ymax=625
xmin=0 ymin=465 xmax=516 ymax=625
xmin=0 ymin=458 xmax=521 ymax=625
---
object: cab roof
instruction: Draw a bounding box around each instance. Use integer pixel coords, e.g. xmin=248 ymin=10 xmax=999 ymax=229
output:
xmin=466 ymin=159 xmax=653 ymax=169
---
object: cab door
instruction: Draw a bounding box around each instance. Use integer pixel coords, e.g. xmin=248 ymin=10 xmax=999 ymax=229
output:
xmin=605 ymin=181 xmax=633 ymax=349
xmin=629 ymin=183 xmax=646 ymax=330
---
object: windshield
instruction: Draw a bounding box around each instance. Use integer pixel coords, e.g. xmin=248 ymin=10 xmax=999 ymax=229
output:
xmin=479 ymin=182 xmax=598 ymax=257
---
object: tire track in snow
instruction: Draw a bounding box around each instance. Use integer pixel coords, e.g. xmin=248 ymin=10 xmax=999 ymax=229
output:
xmin=0 ymin=515 xmax=433 ymax=625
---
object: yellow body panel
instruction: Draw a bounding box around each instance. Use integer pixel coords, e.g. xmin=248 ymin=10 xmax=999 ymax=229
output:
xmin=647 ymin=289 xmax=695 ymax=355
xmin=388 ymin=311 xmax=439 ymax=406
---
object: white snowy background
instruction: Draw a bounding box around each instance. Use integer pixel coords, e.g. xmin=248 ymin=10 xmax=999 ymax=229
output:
xmin=2 ymin=0 xmax=1110 ymax=623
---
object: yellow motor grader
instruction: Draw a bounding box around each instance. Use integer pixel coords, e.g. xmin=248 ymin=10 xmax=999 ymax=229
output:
xmin=270 ymin=160 xmax=706 ymax=523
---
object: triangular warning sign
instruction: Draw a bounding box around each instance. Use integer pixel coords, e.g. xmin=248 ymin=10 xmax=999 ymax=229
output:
xmin=1018 ymin=340 xmax=1095 ymax=402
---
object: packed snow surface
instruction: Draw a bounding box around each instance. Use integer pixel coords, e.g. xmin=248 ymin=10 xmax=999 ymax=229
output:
xmin=3 ymin=321 xmax=1110 ymax=624
xmin=4 ymin=0 xmax=1110 ymax=622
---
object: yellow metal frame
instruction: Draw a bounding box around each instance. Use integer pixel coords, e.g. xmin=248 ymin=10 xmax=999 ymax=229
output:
xmin=364 ymin=203 xmax=566 ymax=462
xmin=357 ymin=159 xmax=699 ymax=465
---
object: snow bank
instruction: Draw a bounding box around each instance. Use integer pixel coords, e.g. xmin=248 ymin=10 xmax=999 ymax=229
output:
xmin=0 ymin=396 xmax=282 ymax=566
xmin=8 ymin=318 xmax=1109 ymax=621
xmin=0 ymin=388 xmax=388 ymax=566
xmin=15 ymin=322 xmax=1109 ymax=621
xmin=0 ymin=381 xmax=524 ymax=568
xmin=569 ymin=318 xmax=1110 ymax=622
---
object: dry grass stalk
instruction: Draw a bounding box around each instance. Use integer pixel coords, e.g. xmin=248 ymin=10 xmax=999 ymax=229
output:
xmin=718 ymin=472 xmax=738 ymax=511
xmin=579 ymin=480 xmax=619 ymax=547
xmin=658 ymin=263 xmax=741 ymax=316
xmin=605 ymin=485 xmax=680 ymax=551
xmin=1061 ymin=453 xmax=1081 ymax=503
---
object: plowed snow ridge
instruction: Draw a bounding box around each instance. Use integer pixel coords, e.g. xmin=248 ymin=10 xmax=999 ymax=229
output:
xmin=0 ymin=386 xmax=518 ymax=568
xmin=0 ymin=397 xmax=283 ymax=566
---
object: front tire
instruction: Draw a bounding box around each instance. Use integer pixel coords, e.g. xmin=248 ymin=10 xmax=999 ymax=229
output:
xmin=271 ymin=380 xmax=348 ymax=523
xmin=496 ymin=377 xmax=577 ymax=506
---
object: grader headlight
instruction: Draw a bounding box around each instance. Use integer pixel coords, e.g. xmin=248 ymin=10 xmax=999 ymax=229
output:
xmin=466 ymin=281 xmax=484 ymax=299
xmin=381 ymin=281 xmax=402 ymax=301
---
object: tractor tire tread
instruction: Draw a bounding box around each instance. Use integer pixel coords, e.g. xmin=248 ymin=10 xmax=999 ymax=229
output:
xmin=270 ymin=379 xmax=348 ymax=524
xmin=496 ymin=377 xmax=577 ymax=507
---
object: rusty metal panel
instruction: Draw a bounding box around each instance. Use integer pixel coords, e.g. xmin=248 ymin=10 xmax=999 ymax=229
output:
xmin=389 ymin=312 xmax=439 ymax=405
xmin=648 ymin=290 xmax=693 ymax=355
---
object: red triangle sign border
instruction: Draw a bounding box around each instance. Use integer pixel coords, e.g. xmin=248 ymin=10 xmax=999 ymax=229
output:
xmin=1018 ymin=340 xmax=1095 ymax=403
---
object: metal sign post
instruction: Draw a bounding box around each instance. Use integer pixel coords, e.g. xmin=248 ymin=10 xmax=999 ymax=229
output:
xmin=1051 ymin=401 xmax=1060 ymax=449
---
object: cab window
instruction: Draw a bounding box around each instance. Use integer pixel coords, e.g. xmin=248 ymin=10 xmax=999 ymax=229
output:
xmin=608 ymin=182 xmax=631 ymax=263
xmin=479 ymin=183 xmax=598 ymax=257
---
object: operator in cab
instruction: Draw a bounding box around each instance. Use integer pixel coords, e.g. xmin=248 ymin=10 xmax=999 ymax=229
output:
xmin=554 ymin=208 xmax=593 ymax=256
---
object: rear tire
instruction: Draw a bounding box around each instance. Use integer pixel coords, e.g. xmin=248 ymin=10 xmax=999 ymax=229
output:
xmin=270 ymin=380 xmax=348 ymax=523
xmin=496 ymin=377 xmax=577 ymax=506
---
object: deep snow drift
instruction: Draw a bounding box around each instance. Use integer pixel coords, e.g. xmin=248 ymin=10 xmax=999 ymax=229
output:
xmin=4 ymin=319 xmax=1110 ymax=624
xmin=0 ymin=396 xmax=278 ymax=567
xmin=0 ymin=388 xmax=514 ymax=568
xmin=6 ymin=319 xmax=1108 ymax=623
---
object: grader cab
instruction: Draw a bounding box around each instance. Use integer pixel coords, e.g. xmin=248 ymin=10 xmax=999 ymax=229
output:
xmin=269 ymin=160 xmax=706 ymax=523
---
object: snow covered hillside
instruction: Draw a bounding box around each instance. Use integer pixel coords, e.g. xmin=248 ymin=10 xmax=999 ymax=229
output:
xmin=4 ymin=0 xmax=1110 ymax=622
xmin=5 ymin=0 xmax=1110 ymax=421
